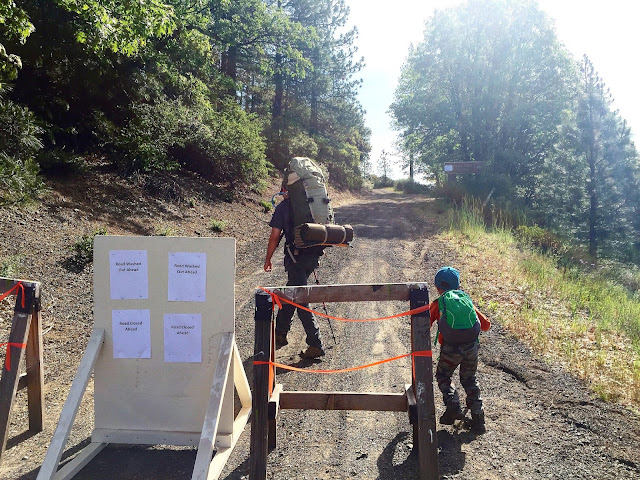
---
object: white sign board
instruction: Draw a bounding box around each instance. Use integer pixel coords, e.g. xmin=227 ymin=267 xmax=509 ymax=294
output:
xmin=109 ymin=250 xmax=149 ymax=299
xmin=93 ymin=236 xmax=235 ymax=440
xmin=168 ymin=252 xmax=207 ymax=302
xmin=164 ymin=313 xmax=202 ymax=363
xmin=111 ymin=309 xmax=151 ymax=359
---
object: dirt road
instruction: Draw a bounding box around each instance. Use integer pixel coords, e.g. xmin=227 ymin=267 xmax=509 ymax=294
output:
xmin=3 ymin=188 xmax=640 ymax=479
xmin=222 ymin=190 xmax=640 ymax=480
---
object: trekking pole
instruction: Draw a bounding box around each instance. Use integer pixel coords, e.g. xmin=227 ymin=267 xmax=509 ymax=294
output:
xmin=313 ymin=270 xmax=338 ymax=345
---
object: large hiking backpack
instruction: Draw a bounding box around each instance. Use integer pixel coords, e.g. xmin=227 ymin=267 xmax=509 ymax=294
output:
xmin=283 ymin=157 xmax=353 ymax=248
xmin=437 ymin=290 xmax=480 ymax=344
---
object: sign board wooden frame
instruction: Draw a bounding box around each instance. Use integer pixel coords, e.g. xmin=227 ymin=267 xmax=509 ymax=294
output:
xmin=38 ymin=237 xmax=251 ymax=480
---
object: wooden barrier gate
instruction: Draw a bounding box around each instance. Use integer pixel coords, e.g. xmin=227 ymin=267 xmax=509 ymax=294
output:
xmin=249 ymin=283 xmax=439 ymax=480
xmin=0 ymin=278 xmax=45 ymax=464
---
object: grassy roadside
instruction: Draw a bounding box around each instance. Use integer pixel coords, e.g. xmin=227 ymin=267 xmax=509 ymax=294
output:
xmin=416 ymin=197 xmax=640 ymax=410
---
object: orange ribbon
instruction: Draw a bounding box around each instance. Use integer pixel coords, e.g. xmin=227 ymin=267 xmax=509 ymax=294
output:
xmin=0 ymin=342 xmax=27 ymax=371
xmin=0 ymin=283 xmax=28 ymax=371
xmin=254 ymin=350 xmax=431 ymax=374
xmin=0 ymin=282 xmax=25 ymax=309
xmin=258 ymin=287 xmax=429 ymax=322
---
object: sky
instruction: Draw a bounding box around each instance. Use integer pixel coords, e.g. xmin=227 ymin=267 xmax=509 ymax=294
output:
xmin=346 ymin=0 xmax=639 ymax=179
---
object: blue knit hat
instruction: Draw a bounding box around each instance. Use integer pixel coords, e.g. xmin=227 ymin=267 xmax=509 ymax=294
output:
xmin=434 ymin=266 xmax=460 ymax=291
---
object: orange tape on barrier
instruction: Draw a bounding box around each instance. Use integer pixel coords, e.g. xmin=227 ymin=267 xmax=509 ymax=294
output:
xmin=0 ymin=282 xmax=25 ymax=309
xmin=254 ymin=350 xmax=432 ymax=374
xmin=0 ymin=342 xmax=27 ymax=371
xmin=258 ymin=287 xmax=429 ymax=322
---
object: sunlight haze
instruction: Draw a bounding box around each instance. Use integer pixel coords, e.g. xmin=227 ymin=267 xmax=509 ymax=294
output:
xmin=347 ymin=0 xmax=639 ymax=178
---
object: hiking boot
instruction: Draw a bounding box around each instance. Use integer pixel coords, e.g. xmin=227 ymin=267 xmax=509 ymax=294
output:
xmin=274 ymin=333 xmax=288 ymax=349
xmin=299 ymin=346 xmax=325 ymax=359
xmin=471 ymin=411 xmax=486 ymax=434
xmin=439 ymin=406 xmax=465 ymax=425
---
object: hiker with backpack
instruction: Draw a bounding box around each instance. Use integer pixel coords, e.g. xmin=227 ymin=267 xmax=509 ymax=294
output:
xmin=429 ymin=266 xmax=491 ymax=433
xmin=264 ymin=157 xmax=353 ymax=360
xmin=263 ymin=176 xmax=326 ymax=360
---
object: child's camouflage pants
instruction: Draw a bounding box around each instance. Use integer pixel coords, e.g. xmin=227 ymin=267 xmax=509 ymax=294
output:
xmin=435 ymin=340 xmax=483 ymax=414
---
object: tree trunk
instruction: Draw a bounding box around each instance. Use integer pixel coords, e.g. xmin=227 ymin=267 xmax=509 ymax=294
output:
xmin=409 ymin=153 xmax=414 ymax=180
xmin=588 ymin=155 xmax=598 ymax=258
xmin=272 ymin=52 xmax=283 ymax=120
xmin=225 ymin=45 xmax=238 ymax=97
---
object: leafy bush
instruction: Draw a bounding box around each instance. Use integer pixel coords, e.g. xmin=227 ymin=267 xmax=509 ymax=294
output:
xmin=0 ymin=99 xmax=44 ymax=204
xmin=394 ymin=179 xmax=431 ymax=194
xmin=154 ymin=224 xmax=178 ymax=236
xmin=0 ymin=154 xmax=44 ymax=205
xmin=113 ymin=96 xmax=268 ymax=187
xmin=371 ymin=175 xmax=395 ymax=188
xmin=0 ymin=255 xmax=23 ymax=278
xmin=70 ymin=227 xmax=108 ymax=267
xmin=515 ymin=225 xmax=564 ymax=255
xmin=209 ymin=219 xmax=227 ymax=232
xmin=259 ymin=200 xmax=272 ymax=213
xmin=37 ymin=150 xmax=86 ymax=175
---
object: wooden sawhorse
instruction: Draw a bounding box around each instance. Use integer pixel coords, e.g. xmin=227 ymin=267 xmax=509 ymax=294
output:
xmin=0 ymin=278 xmax=44 ymax=464
xmin=249 ymin=283 xmax=438 ymax=480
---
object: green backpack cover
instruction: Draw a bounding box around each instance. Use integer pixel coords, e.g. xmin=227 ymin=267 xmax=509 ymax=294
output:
xmin=437 ymin=290 xmax=480 ymax=343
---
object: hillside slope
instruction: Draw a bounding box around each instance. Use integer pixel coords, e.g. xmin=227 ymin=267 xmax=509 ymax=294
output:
xmin=0 ymin=165 xmax=639 ymax=479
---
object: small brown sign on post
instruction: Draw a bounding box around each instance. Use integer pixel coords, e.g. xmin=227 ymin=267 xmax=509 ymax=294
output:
xmin=444 ymin=161 xmax=484 ymax=180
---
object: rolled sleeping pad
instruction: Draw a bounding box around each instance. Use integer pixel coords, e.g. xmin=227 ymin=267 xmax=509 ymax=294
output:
xmin=294 ymin=223 xmax=353 ymax=247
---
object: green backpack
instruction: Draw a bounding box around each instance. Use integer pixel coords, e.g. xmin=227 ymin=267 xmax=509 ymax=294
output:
xmin=437 ymin=290 xmax=480 ymax=344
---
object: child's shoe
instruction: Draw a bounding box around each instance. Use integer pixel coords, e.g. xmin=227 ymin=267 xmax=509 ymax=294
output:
xmin=439 ymin=406 xmax=465 ymax=425
xmin=471 ymin=411 xmax=486 ymax=433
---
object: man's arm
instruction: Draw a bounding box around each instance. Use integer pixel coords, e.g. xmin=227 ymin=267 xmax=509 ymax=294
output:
xmin=264 ymin=227 xmax=282 ymax=272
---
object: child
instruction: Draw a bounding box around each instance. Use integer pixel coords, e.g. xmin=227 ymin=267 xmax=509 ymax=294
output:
xmin=429 ymin=266 xmax=490 ymax=433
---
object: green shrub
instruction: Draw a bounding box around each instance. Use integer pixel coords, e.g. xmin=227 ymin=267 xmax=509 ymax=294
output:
xmin=515 ymin=225 xmax=564 ymax=255
xmin=114 ymin=95 xmax=267 ymax=186
xmin=371 ymin=175 xmax=395 ymax=188
xmin=0 ymin=99 xmax=44 ymax=204
xmin=0 ymin=154 xmax=44 ymax=205
xmin=259 ymin=200 xmax=272 ymax=213
xmin=154 ymin=224 xmax=178 ymax=236
xmin=0 ymin=255 xmax=23 ymax=278
xmin=37 ymin=150 xmax=86 ymax=175
xmin=71 ymin=227 xmax=108 ymax=266
xmin=209 ymin=219 xmax=227 ymax=232
xmin=394 ymin=179 xmax=431 ymax=194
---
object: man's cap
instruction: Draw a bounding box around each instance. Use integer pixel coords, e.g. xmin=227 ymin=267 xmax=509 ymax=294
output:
xmin=434 ymin=266 xmax=460 ymax=291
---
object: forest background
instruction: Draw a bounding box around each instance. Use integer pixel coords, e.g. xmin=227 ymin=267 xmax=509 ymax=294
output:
xmin=1 ymin=0 xmax=640 ymax=265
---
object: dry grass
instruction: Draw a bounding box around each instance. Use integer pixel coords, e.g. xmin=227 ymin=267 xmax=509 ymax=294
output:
xmin=426 ymin=200 xmax=640 ymax=410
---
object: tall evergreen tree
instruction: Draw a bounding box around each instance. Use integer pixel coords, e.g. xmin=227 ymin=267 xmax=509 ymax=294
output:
xmin=540 ymin=57 xmax=640 ymax=260
xmin=391 ymin=0 xmax=573 ymax=198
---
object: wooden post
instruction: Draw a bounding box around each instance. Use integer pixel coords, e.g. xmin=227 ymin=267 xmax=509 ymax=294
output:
xmin=410 ymin=287 xmax=439 ymax=479
xmin=26 ymin=299 xmax=44 ymax=432
xmin=249 ymin=290 xmax=273 ymax=480
xmin=0 ymin=284 xmax=36 ymax=461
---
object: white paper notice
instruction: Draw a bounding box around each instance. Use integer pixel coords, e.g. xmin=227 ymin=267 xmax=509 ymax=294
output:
xmin=109 ymin=250 xmax=149 ymax=300
xmin=112 ymin=309 xmax=151 ymax=359
xmin=168 ymin=252 xmax=207 ymax=302
xmin=164 ymin=314 xmax=202 ymax=363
